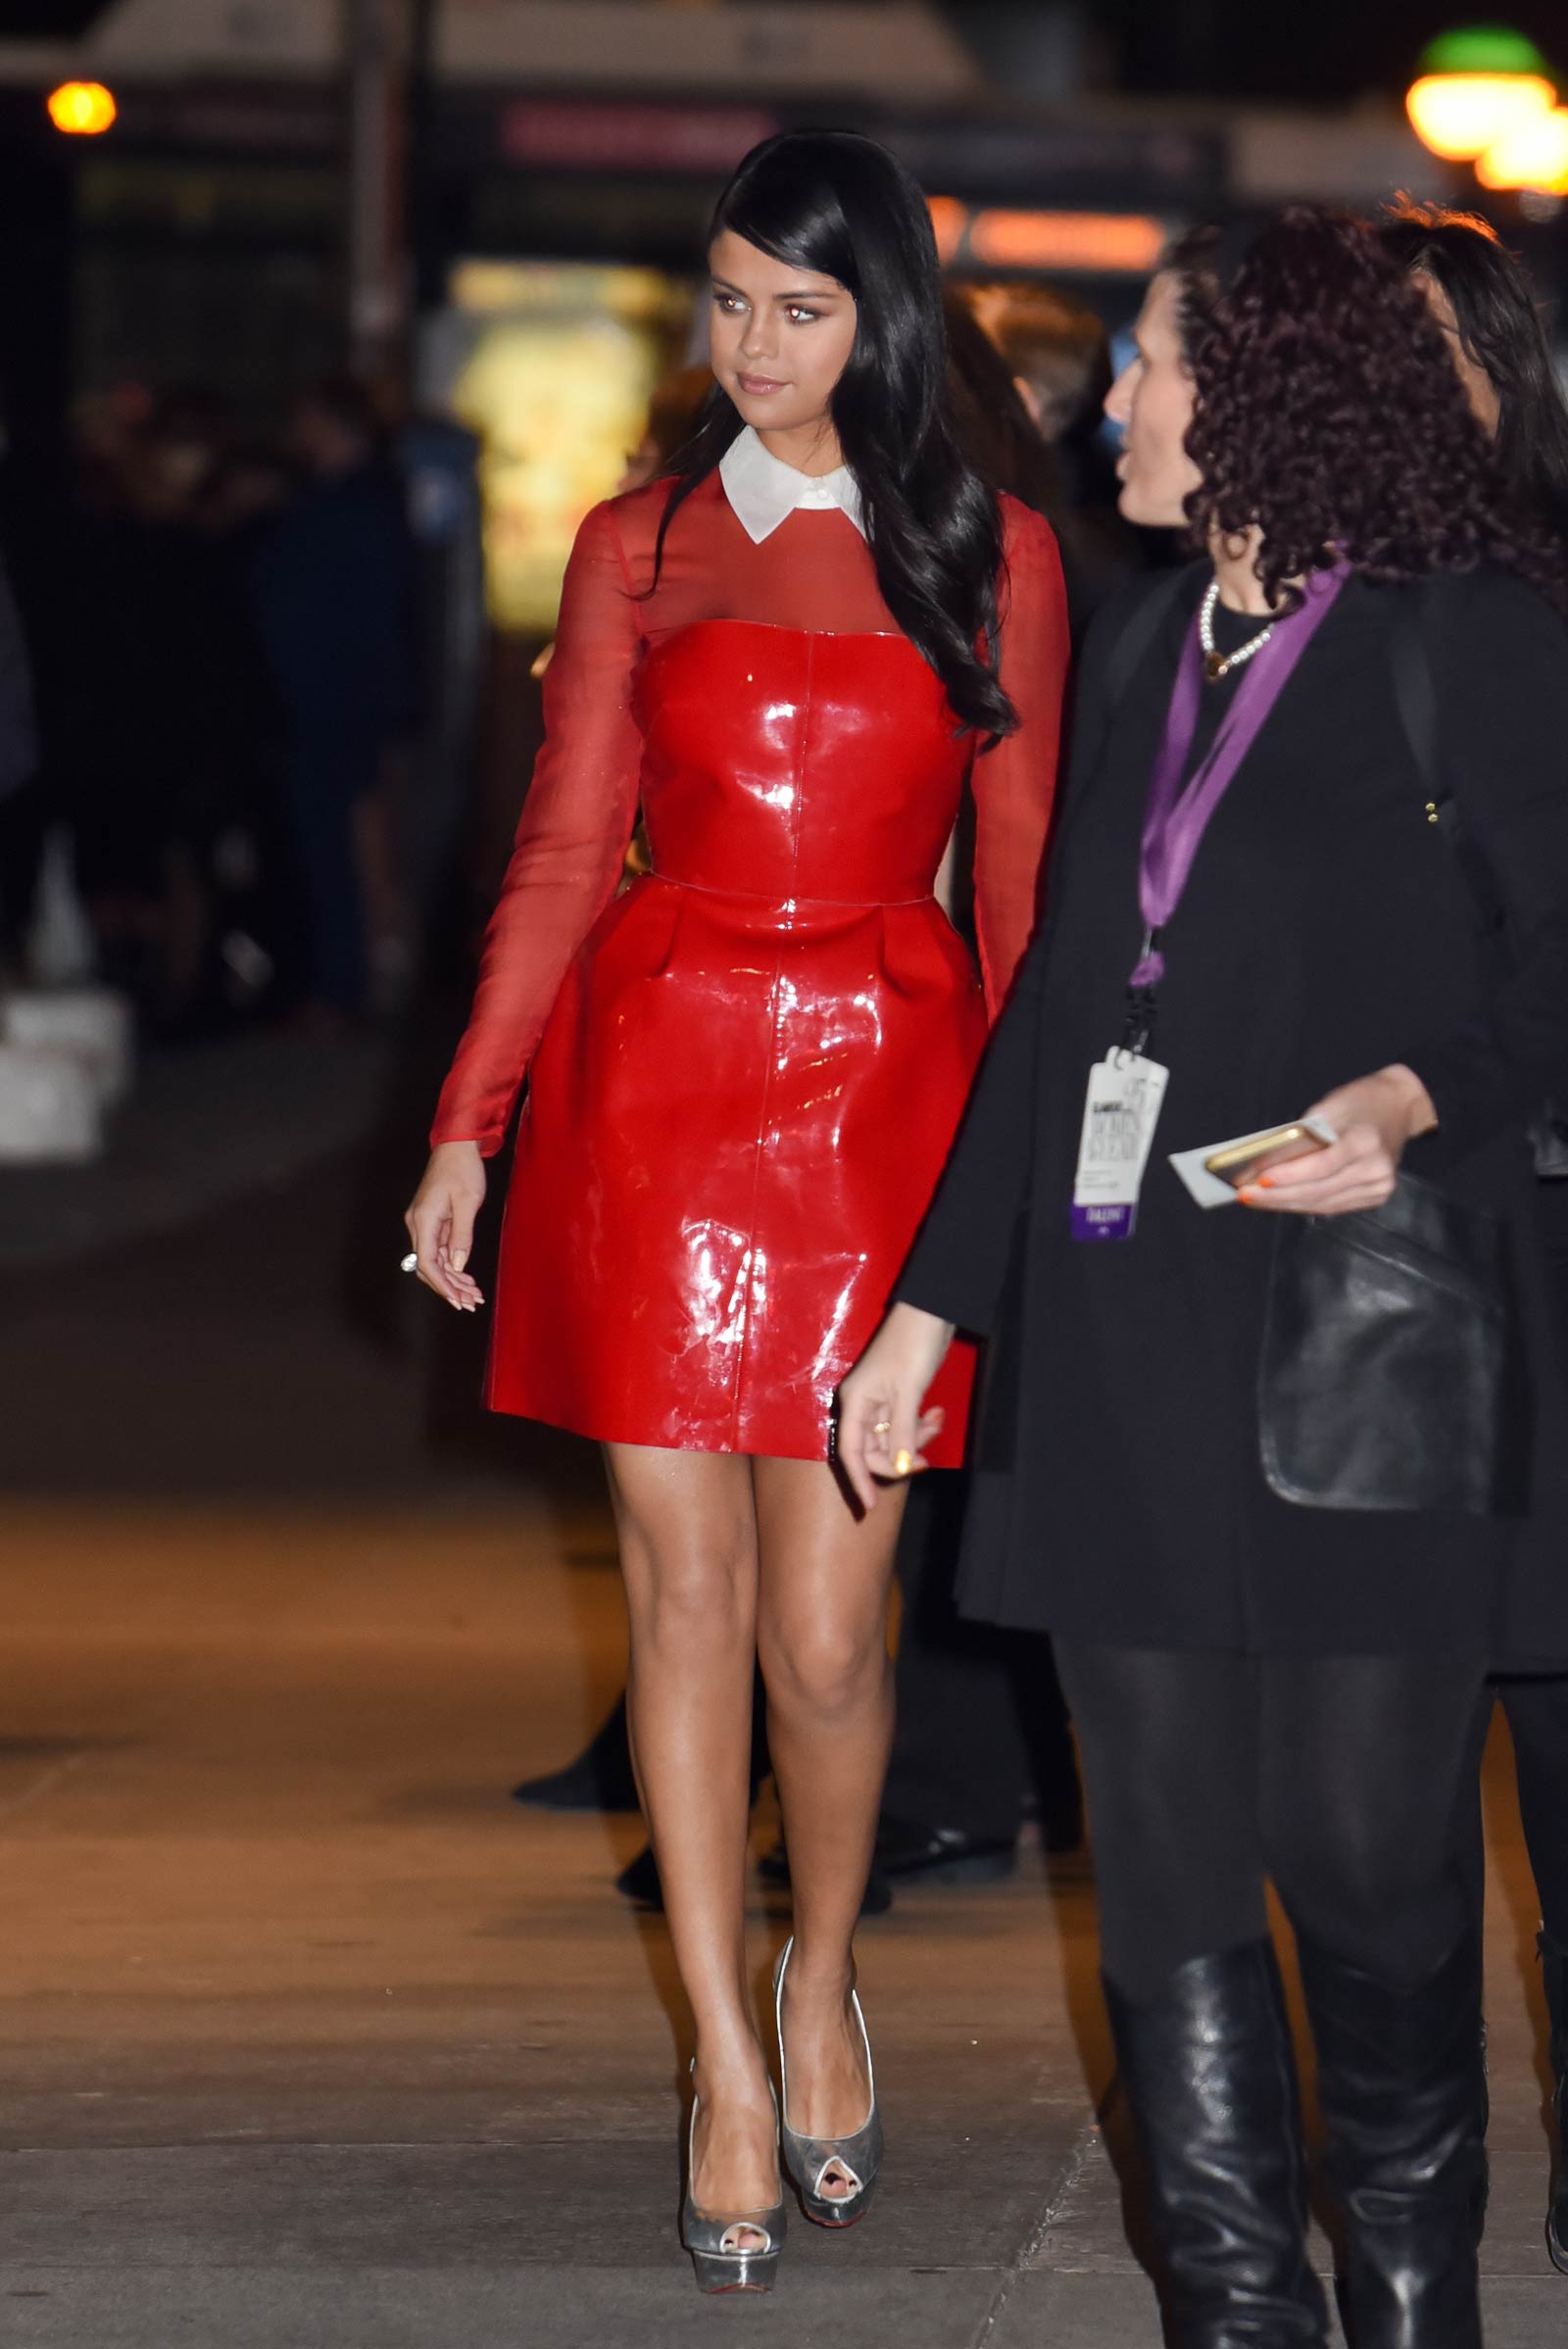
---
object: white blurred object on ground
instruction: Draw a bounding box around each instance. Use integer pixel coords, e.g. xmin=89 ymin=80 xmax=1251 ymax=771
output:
xmin=5 ymin=990 xmax=135 ymax=1107
xmin=0 ymin=1041 xmax=102 ymax=1162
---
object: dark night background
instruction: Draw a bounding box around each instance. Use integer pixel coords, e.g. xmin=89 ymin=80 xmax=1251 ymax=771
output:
xmin=949 ymin=1 xmax=1566 ymax=102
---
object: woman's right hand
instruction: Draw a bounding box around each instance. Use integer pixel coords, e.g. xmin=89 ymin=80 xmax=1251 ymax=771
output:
xmin=837 ymin=1302 xmax=956 ymax=1511
xmin=405 ymin=1141 xmax=488 ymax=1311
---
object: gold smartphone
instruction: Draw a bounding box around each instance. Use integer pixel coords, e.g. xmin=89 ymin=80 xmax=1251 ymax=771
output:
xmin=1203 ymin=1123 xmax=1332 ymax=1189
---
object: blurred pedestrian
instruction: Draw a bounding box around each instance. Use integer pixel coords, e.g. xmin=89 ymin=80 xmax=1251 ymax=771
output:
xmin=60 ymin=389 xmax=235 ymax=1027
xmin=250 ymin=378 xmax=416 ymax=1024
xmin=406 ymin=129 xmax=1067 ymax=2288
xmin=964 ymin=276 xmax=1151 ymax=623
xmin=842 ymin=208 xmax=1568 ymax=2348
xmin=190 ymin=441 xmax=300 ymax=1019
xmin=1381 ymin=195 xmax=1568 ymax=2278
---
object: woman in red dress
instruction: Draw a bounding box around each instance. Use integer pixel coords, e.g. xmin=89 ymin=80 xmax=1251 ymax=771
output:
xmin=406 ymin=130 xmax=1067 ymax=2289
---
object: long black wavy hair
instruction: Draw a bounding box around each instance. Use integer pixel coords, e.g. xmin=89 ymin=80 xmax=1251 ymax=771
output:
xmin=656 ymin=129 xmax=1016 ymax=741
xmin=1164 ymin=209 xmax=1567 ymax=613
xmin=1377 ymin=199 xmax=1568 ymax=545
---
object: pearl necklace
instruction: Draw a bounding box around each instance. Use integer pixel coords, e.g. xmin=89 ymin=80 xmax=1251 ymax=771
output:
xmin=1199 ymin=579 xmax=1274 ymax=683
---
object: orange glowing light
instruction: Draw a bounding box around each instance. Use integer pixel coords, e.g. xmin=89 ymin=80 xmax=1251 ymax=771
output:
xmin=47 ymin=80 xmax=118 ymax=136
xmin=1405 ymin=71 xmax=1553 ymax=160
xmin=1477 ymin=105 xmax=1568 ymax=190
xmin=967 ymin=210 xmax=1168 ymax=275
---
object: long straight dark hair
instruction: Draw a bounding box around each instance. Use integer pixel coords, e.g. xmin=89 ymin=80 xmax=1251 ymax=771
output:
xmin=1378 ymin=200 xmax=1568 ymax=544
xmin=657 ymin=129 xmax=1016 ymax=741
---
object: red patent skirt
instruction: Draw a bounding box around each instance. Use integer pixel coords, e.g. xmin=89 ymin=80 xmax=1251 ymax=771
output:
xmin=487 ymin=870 xmax=986 ymax=1463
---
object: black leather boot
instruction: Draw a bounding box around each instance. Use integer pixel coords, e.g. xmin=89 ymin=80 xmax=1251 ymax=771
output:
xmin=1103 ymin=1939 xmax=1329 ymax=2346
xmin=1297 ymin=1931 xmax=1486 ymax=2348
xmin=1540 ymin=1931 xmax=1568 ymax=2276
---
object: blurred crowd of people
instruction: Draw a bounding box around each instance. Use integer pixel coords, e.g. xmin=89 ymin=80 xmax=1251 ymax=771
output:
xmin=0 ymin=376 xmax=420 ymax=1037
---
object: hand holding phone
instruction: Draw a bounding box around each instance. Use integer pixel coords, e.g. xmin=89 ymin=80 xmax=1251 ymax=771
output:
xmin=1203 ymin=1123 xmax=1334 ymax=1191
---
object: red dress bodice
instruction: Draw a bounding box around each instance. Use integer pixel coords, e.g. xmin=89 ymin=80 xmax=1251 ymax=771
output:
xmin=636 ymin=621 xmax=970 ymax=908
xmin=432 ymin=471 xmax=1069 ymax=1154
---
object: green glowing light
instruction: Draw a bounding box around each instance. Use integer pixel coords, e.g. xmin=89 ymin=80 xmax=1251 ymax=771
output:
xmin=1419 ymin=25 xmax=1551 ymax=78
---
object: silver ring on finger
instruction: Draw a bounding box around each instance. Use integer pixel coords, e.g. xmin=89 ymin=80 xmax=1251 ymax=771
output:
xmin=401 ymin=1251 xmax=418 ymax=1274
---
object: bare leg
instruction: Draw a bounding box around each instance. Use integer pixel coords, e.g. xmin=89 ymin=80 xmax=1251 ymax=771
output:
xmin=755 ymin=1455 xmax=907 ymax=2196
xmin=603 ymin=1443 xmax=777 ymax=2231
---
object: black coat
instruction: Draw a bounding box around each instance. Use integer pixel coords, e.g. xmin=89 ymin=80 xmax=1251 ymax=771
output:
xmin=900 ymin=562 xmax=1568 ymax=1661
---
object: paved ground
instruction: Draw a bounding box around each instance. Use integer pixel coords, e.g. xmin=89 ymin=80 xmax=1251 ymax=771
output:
xmin=0 ymin=1035 xmax=1565 ymax=2344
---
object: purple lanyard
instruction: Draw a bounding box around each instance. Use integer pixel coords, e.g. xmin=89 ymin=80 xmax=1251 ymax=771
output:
xmin=1127 ymin=563 xmax=1349 ymax=1019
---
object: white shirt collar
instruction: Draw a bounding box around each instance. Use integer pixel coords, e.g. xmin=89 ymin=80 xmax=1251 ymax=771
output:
xmin=718 ymin=424 xmax=866 ymax=545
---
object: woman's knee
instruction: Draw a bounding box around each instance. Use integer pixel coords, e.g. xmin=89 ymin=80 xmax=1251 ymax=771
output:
xmin=619 ymin=1524 xmax=757 ymax=1653
xmin=607 ymin=1448 xmax=758 ymax=1651
xmin=758 ymin=1608 xmax=888 ymax=1724
xmin=1268 ymin=1813 xmax=1462 ymax=1981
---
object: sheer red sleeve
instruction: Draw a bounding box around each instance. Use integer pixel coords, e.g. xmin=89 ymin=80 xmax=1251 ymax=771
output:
xmin=430 ymin=500 xmax=645 ymax=1154
xmin=971 ymin=499 xmax=1070 ymax=1016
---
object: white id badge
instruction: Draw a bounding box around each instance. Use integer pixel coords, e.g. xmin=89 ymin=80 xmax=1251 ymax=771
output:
xmin=1070 ymin=1052 xmax=1170 ymax=1243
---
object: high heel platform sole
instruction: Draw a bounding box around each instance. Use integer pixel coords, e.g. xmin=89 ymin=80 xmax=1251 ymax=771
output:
xmin=689 ymin=2246 xmax=782 ymax=2293
xmin=801 ymin=2185 xmax=875 ymax=2229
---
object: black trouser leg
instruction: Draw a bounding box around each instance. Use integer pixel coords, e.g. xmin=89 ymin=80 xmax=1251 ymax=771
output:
xmin=1056 ymin=1641 xmax=1486 ymax=2349
xmin=1103 ymin=1938 xmax=1329 ymax=2347
xmin=882 ymin=1470 xmax=1034 ymax=1842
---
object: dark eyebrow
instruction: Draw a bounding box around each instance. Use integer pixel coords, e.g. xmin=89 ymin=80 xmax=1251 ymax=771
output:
xmin=709 ymin=274 xmax=840 ymax=304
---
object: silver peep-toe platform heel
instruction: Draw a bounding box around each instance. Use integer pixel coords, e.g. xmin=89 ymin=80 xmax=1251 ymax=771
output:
xmin=680 ymin=2063 xmax=788 ymax=2293
xmin=774 ymin=1935 xmax=884 ymax=2227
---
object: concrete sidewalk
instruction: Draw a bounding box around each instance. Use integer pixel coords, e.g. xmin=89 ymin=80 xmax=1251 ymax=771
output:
xmin=1 ymin=1493 xmax=1565 ymax=2348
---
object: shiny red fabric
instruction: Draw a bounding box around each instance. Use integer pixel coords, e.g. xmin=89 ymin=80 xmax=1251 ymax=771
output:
xmin=432 ymin=472 xmax=1067 ymax=1460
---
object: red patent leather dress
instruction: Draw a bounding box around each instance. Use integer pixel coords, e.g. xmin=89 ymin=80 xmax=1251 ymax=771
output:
xmin=431 ymin=470 xmax=1068 ymax=1461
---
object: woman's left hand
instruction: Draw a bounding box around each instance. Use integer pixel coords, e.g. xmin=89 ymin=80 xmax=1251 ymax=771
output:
xmin=1239 ymin=1064 xmax=1438 ymax=1217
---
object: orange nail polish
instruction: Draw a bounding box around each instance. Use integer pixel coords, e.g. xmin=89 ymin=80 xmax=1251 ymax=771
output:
xmin=1257 ymin=1173 xmax=1276 ymax=1190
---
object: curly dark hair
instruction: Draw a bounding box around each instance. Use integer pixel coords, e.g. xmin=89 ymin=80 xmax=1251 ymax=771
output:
xmin=1167 ymin=208 xmax=1567 ymax=613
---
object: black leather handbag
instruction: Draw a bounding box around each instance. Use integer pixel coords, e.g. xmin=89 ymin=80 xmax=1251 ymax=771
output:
xmin=1258 ymin=1174 xmax=1529 ymax=1515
